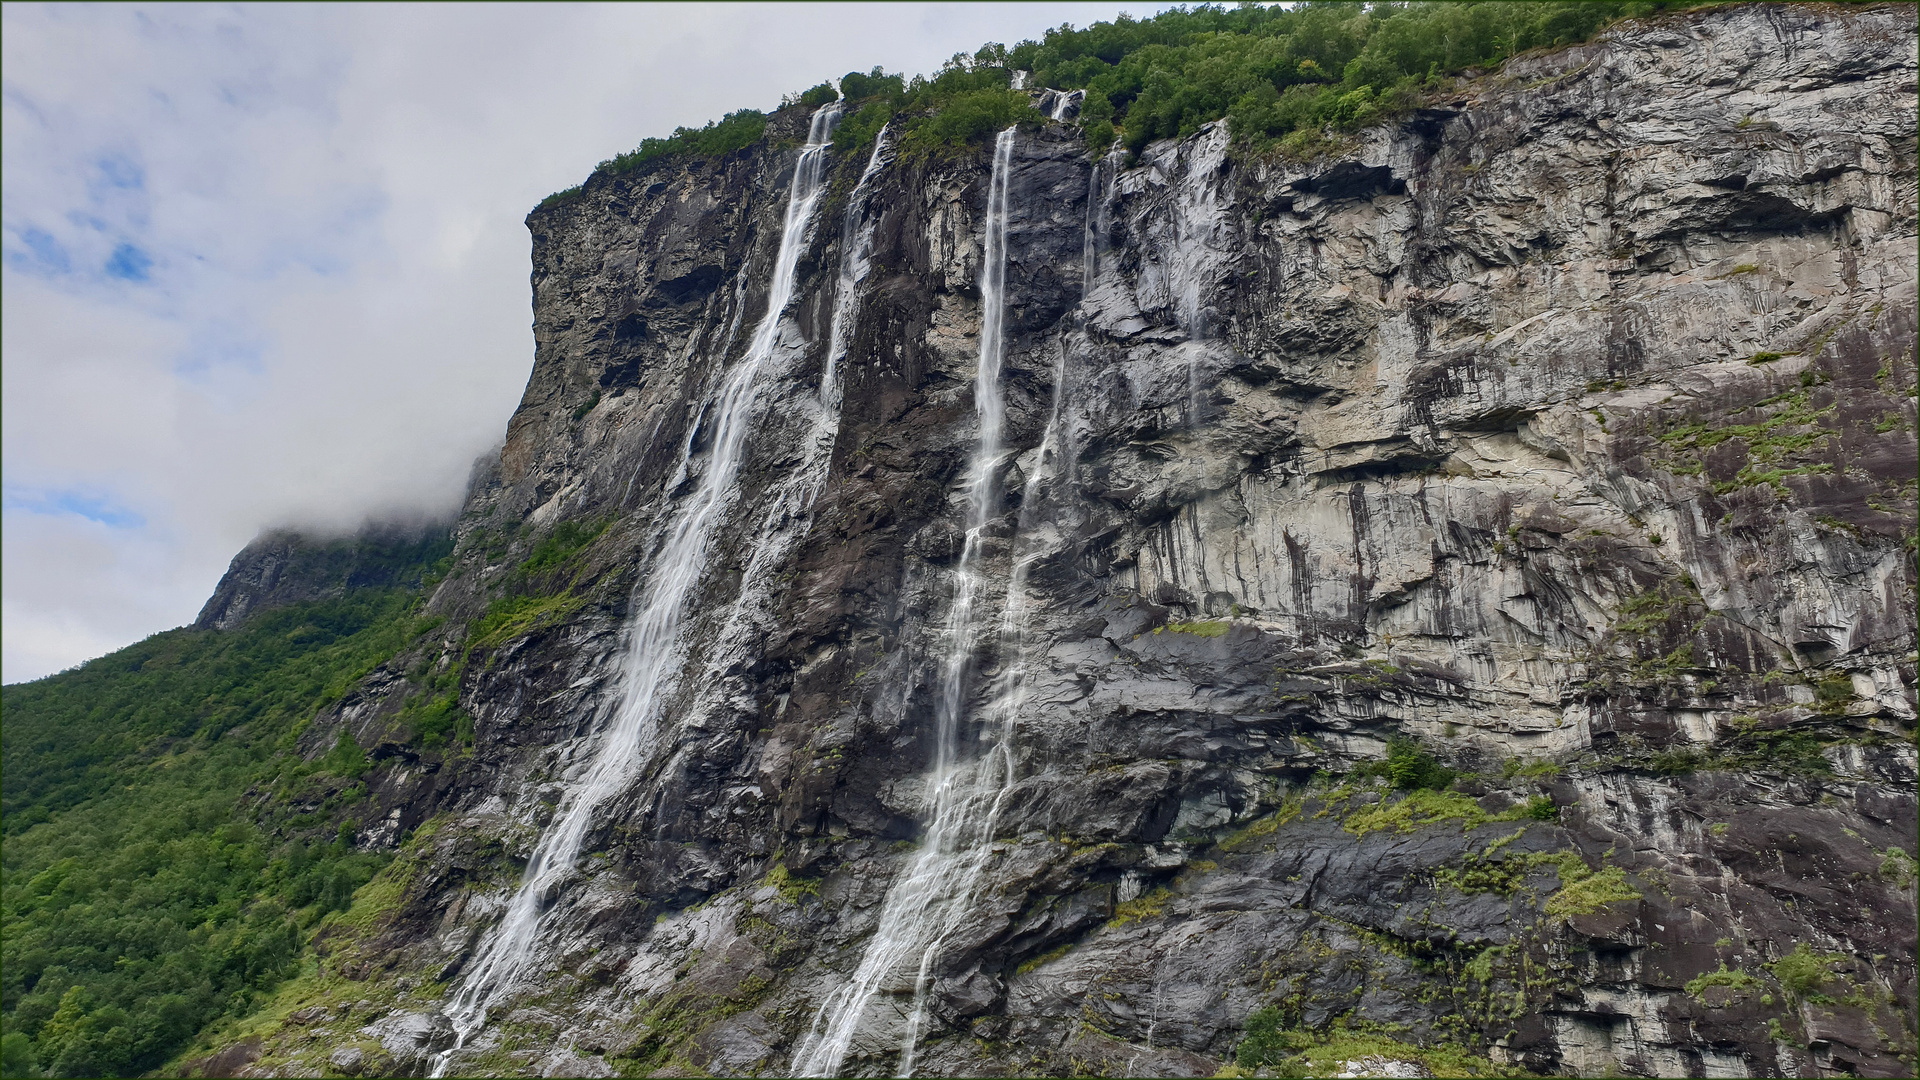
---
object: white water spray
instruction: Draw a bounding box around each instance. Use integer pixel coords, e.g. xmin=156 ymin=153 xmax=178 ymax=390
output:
xmin=792 ymin=126 xmax=1021 ymax=1079
xmin=1083 ymin=157 xmax=1113 ymax=298
xmin=1166 ymin=130 xmax=1232 ymax=425
xmin=980 ymin=164 xmax=1103 ymax=748
xmin=431 ymin=102 xmax=845 ymax=1075
xmin=822 ymin=125 xmax=895 ymax=406
xmin=718 ymin=123 xmax=895 ymax=652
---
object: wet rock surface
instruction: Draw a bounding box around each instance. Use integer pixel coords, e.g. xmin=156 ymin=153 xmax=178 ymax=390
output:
xmin=220 ymin=5 xmax=1914 ymax=1077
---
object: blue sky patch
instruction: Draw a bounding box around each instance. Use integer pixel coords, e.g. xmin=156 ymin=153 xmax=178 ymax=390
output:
xmin=97 ymin=154 xmax=145 ymax=190
xmin=5 ymin=226 xmax=71 ymax=275
xmin=3 ymin=488 xmax=147 ymax=529
xmin=105 ymin=241 xmax=153 ymax=281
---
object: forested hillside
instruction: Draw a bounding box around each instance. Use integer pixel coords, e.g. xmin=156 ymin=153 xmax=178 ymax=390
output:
xmin=1 ymin=533 xmax=449 ymax=1077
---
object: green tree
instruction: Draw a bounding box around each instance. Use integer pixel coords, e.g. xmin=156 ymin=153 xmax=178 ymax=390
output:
xmin=3 ymin=537 xmax=446 ymax=1075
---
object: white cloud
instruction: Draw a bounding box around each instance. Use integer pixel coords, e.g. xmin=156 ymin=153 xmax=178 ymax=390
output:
xmin=2 ymin=2 xmax=1174 ymax=682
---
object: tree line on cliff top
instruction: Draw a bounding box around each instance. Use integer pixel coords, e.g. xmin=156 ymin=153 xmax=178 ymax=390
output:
xmin=535 ymin=0 xmax=1727 ymax=211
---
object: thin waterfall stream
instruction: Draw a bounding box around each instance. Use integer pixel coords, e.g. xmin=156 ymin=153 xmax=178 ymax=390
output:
xmin=792 ymin=126 xmax=1022 ymax=1079
xmin=431 ymin=101 xmax=846 ymax=1075
xmin=1168 ymin=131 xmax=1230 ymax=427
xmin=716 ymin=123 xmax=894 ymax=659
xmin=822 ymin=124 xmax=894 ymax=407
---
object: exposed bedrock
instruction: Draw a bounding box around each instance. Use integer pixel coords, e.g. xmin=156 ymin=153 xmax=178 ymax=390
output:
xmin=224 ymin=5 xmax=1916 ymax=1078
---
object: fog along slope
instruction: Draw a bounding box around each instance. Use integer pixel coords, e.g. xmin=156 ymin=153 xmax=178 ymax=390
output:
xmin=201 ymin=5 xmax=1916 ymax=1078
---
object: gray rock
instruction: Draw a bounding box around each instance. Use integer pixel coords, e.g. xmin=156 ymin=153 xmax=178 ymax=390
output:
xmin=247 ymin=5 xmax=1917 ymax=1077
xmin=326 ymin=1046 xmax=365 ymax=1076
xmin=362 ymin=1011 xmax=452 ymax=1074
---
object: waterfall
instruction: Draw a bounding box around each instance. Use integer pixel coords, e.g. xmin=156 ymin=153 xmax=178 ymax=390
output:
xmin=1083 ymin=156 xmax=1111 ymax=298
xmin=1167 ymin=130 xmax=1231 ymax=426
xmin=822 ymin=125 xmax=895 ymax=406
xmin=976 ymin=156 xmax=1104 ymax=794
xmin=430 ymin=101 xmax=845 ymax=1075
xmin=792 ymin=126 xmax=1020 ymax=1080
xmin=717 ymin=123 xmax=894 ymax=655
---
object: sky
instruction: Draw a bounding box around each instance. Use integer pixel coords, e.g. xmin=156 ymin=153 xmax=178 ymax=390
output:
xmin=2 ymin=2 xmax=1185 ymax=684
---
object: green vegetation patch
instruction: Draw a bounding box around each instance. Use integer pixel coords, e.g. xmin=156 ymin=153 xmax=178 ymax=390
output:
xmin=519 ymin=517 xmax=611 ymax=575
xmin=1880 ymin=846 xmax=1917 ymax=887
xmin=1353 ymin=735 xmax=1456 ymax=791
xmin=1713 ymin=462 xmax=1832 ymax=495
xmin=1579 ymin=578 xmax=1717 ymax=697
xmin=1436 ymin=839 xmax=1530 ymax=895
xmin=1656 ymin=383 xmax=1839 ymax=492
xmin=398 ymin=686 xmax=474 ymax=751
xmin=1217 ymin=795 xmax=1304 ymax=852
xmin=905 ymin=87 xmax=1046 ymax=152
xmin=542 ymin=2 xmax=1720 ymax=205
xmin=607 ymin=966 xmax=780 ymax=1077
xmin=2 ymin=583 xmax=437 ymax=1077
xmin=1006 ymin=0 xmax=1710 ymax=158
xmin=1231 ymin=1009 xmax=1508 ymax=1078
xmin=1543 ymin=863 xmax=1641 ymax=918
xmin=1430 ymin=830 xmax=1586 ymax=896
xmin=1685 ymin=963 xmax=1761 ymax=1005
xmin=1015 ymin=941 xmax=1077 ymax=976
xmin=812 ymin=52 xmax=1045 ymax=159
xmin=1610 ymin=581 xmax=1695 ymax=636
xmin=763 ymin=862 xmax=820 ymax=904
xmin=1156 ymin=619 xmax=1230 ymax=637
xmin=602 ymin=108 xmax=769 ymax=175
xmin=1602 ymin=724 xmax=1857 ymax=779
xmin=1469 ymin=849 xmax=1645 ymax=926
xmin=161 ymin=818 xmax=451 ymax=1076
xmin=1107 ymin=886 xmax=1173 ymax=928
xmin=1771 ymin=942 xmax=1846 ymax=1003
xmin=1501 ymin=757 xmax=1562 ymax=781
xmin=535 ymin=185 xmax=584 ymax=212
xmin=1464 ymin=943 xmax=1510 ymax=984
xmin=467 ymin=592 xmax=586 ymax=651
xmin=1344 ymin=788 xmax=1531 ymax=837
xmin=466 ymin=516 xmax=612 ymax=653
xmin=797 ymin=82 xmax=839 ymax=108
xmin=1813 ymin=672 xmax=1856 ymax=711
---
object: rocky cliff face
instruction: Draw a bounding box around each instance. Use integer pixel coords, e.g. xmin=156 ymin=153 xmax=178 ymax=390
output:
xmin=214 ymin=6 xmax=1917 ymax=1078
xmin=193 ymin=524 xmax=453 ymax=632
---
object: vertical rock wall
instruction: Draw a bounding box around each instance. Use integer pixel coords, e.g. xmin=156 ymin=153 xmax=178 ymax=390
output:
xmin=226 ymin=5 xmax=1916 ymax=1078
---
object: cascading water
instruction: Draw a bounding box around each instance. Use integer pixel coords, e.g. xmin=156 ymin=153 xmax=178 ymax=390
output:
xmin=792 ymin=126 xmax=1021 ymax=1080
xmin=1083 ymin=157 xmax=1112 ymax=297
xmin=822 ymin=125 xmax=895 ymax=407
xmin=717 ymin=123 xmax=894 ymax=652
xmin=430 ymin=101 xmax=845 ymax=1075
xmin=1166 ymin=129 xmax=1232 ymax=425
xmin=975 ymin=157 xmax=1107 ymax=781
